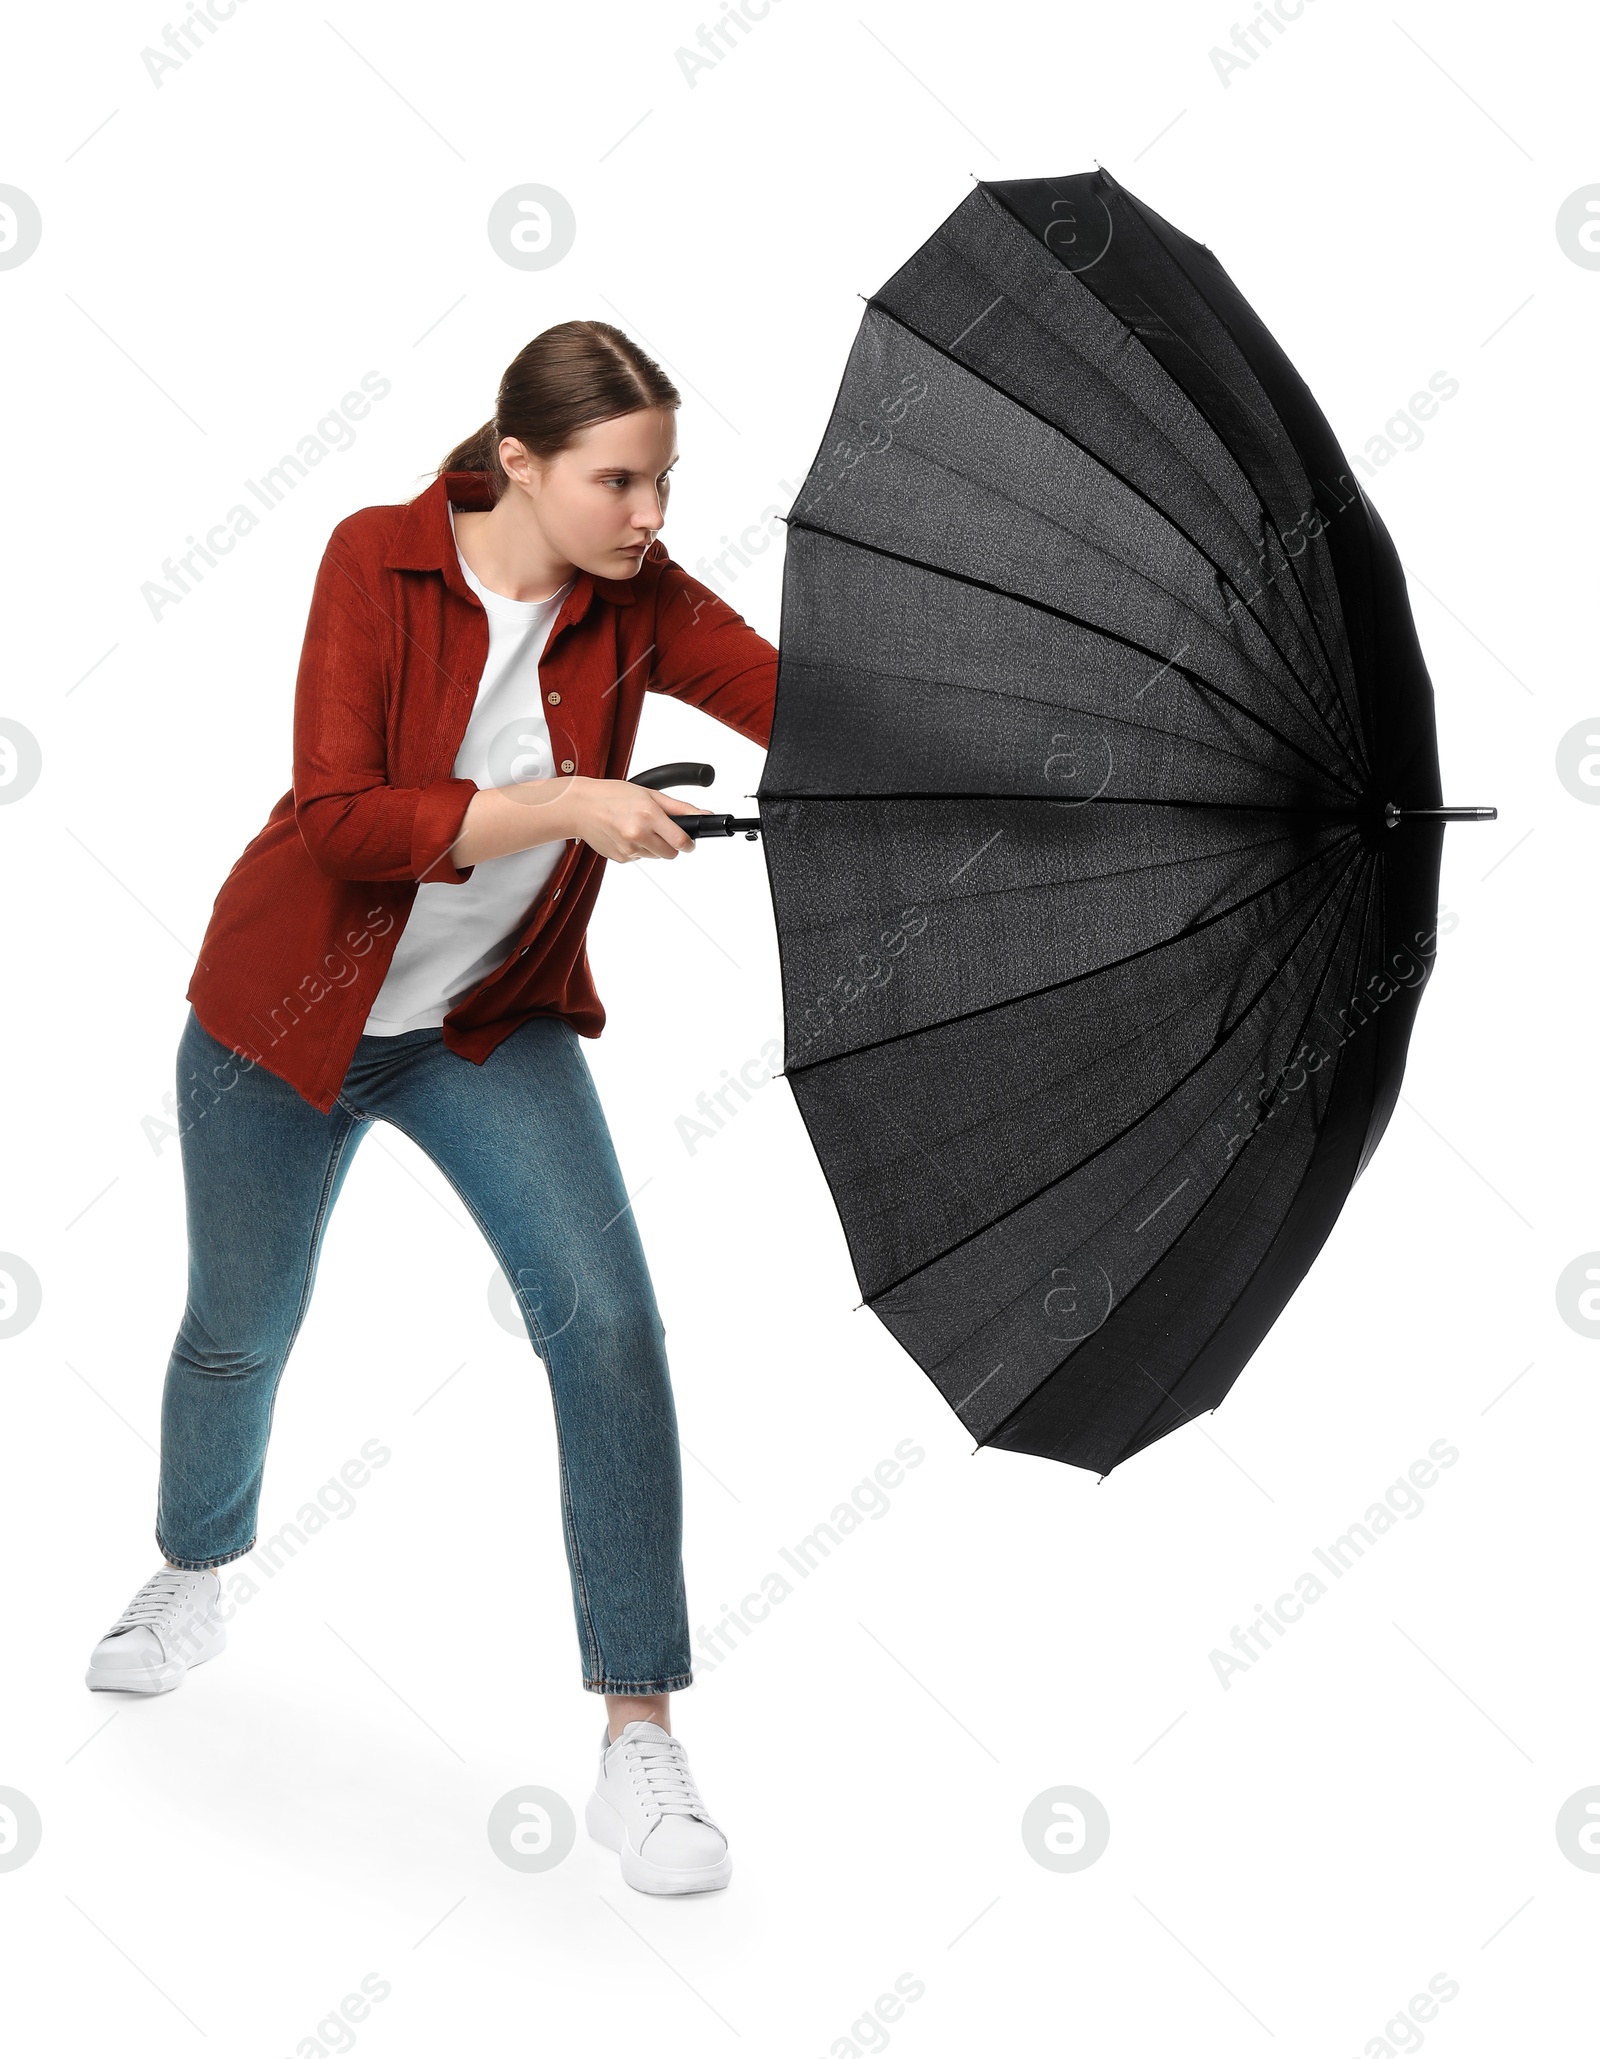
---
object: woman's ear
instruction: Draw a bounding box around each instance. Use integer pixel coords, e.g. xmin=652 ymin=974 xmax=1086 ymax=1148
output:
xmin=499 ymin=437 xmax=538 ymax=493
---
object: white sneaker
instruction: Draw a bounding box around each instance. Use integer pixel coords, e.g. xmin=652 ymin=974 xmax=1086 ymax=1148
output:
xmin=85 ymin=1566 xmax=227 ymax=1694
xmin=585 ymin=1719 xmax=732 ymax=1895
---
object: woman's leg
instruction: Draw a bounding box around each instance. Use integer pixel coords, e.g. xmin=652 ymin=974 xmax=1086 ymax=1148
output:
xmin=344 ymin=1015 xmax=692 ymax=1705
xmin=603 ymin=1690 xmax=670 ymax=1739
xmin=156 ymin=1008 xmax=369 ymax=1569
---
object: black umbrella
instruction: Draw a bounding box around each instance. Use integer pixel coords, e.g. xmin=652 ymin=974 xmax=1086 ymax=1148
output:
xmin=650 ymin=167 xmax=1493 ymax=1475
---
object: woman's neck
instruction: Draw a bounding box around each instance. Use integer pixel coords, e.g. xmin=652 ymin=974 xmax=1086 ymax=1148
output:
xmin=452 ymin=497 xmax=575 ymax=604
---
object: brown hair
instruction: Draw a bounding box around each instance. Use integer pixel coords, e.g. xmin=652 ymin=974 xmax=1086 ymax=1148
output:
xmin=437 ymin=320 xmax=681 ymax=499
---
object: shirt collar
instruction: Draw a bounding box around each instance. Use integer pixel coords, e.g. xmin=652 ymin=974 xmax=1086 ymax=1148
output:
xmin=382 ymin=469 xmax=651 ymax=614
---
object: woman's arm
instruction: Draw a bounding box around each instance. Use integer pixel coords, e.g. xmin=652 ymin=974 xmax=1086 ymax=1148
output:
xmin=295 ymin=529 xmax=723 ymax=883
xmin=449 ymin=776 xmax=711 ymax=867
xmin=645 ymin=561 xmax=778 ymax=747
xmin=293 ymin=534 xmax=481 ymax=885
xmin=452 ymin=555 xmax=776 ymax=868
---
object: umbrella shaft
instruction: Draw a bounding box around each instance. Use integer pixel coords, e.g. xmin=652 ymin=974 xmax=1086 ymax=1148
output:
xmin=681 ymin=814 xmax=762 ymax=839
xmin=1383 ymin=804 xmax=1497 ymax=826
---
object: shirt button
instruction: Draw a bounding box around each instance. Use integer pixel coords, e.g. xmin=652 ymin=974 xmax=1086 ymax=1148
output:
xmin=547 ymin=691 xmax=561 ymax=704
xmin=560 ymin=758 xmax=575 ymax=773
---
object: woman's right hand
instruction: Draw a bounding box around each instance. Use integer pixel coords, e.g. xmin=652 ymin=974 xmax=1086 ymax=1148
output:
xmin=563 ymin=776 xmax=712 ymax=863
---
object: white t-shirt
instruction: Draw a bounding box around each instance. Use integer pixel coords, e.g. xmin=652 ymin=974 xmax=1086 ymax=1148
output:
xmin=361 ymin=512 xmax=576 ymax=1037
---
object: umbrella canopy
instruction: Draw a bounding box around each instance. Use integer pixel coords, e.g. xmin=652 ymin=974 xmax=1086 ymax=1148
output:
xmin=756 ymin=167 xmax=1489 ymax=1476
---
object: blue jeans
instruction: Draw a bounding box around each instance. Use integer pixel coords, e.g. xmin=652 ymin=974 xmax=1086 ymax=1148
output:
xmin=157 ymin=1005 xmax=692 ymax=1695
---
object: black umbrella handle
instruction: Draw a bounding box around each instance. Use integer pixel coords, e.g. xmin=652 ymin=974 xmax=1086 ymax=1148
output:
xmin=627 ymin=761 xmax=761 ymax=839
xmin=628 ymin=760 xmax=714 ymax=792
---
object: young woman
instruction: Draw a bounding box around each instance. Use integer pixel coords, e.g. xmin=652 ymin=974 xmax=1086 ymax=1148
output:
xmin=83 ymin=320 xmax=780 ymax=1898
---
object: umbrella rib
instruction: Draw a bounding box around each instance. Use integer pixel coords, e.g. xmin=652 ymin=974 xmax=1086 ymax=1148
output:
xmin=1258 ymin=501 xmax=1373 ymax=789
xmin=895 ymin=200 xmax=1368 ymax=764
xmin=783 ymin=823 xmax=1352 ymax=1047
xmin=763 ymin=791 xmax=1366 ymax=814
xmin=1037 ymin=850 xmax=1386 ymax=1468
xmin=778 ymin=819 xmax=1350 ymax=1078
xmin=794 ymin=462 xmax=1350 ymax=795
xmin=862 ymin=291 xmax=1366 ymax=787
xmin=782 ymin=824 xmax=1361 ymax=1081
xmin=782 ymin=824 xmax=1366 ymax=1061
xmin=938 ymin=847 xmax=1365 ymax=1431
xmin=771 ymin=659 xmax=1354 ymax=801
xmin=783 ymin=519 xmax=1365 ymax=802
xmin=1253 ymin=839 xmax=1384 ymax=1136
xmin=1084 ymin=173 xmax=1293 ymax=452
xmin=1099 ymin=176 xmax=1374 ymax=783
xmin=850 ymin=841 xmax=1367 ymax=1308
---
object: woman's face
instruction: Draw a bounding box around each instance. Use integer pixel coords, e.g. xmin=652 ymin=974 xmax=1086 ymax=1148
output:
xmin=502 ymin=407 xmax=678 ymax=576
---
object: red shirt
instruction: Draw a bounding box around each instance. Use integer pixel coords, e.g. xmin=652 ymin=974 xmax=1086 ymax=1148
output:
xmin=187 ymin=469 xmax=778 ymax=1113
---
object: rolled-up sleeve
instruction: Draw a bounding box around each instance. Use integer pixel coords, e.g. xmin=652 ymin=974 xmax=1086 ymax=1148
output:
xmin=646 ymin=561 xmax=778 ymax=749
xmin=293 ymin=535 xmax=479 ymax=884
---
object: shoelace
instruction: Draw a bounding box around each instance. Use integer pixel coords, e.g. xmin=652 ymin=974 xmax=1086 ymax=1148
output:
xmin=620 ymin=1732 xmax=718 ymax=1827
xmin=103 ymin=1569 xmax=200 ymax=1638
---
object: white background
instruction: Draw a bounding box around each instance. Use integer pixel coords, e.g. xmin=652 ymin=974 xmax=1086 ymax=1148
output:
xmin=1 ymin=0 xmax=1593 ymax=2051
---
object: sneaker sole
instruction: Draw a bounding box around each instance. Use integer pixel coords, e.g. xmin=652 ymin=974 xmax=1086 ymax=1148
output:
xmin=585 ymin=1788 xmax=732 ymax=1895
xmin=84 ymin=1619 xmax=227 ymax=1695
